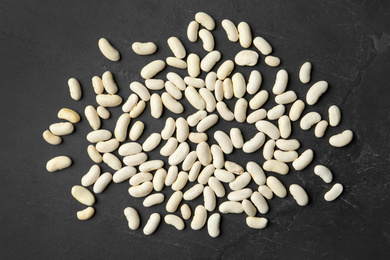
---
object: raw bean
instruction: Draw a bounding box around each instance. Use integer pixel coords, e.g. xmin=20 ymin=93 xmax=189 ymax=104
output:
xmin=246 ymin=161 xmax=266 ymax=185
xmin=216 ymin=101 xmax=234 ymax=121
xmin=246 ymin=217 xmax=268 ymax=229
xmin=214 ymin=79 xmax=224 ymax=101
xmin=214 ymin=169 xmax=235 ymax=183
xmin=140 ymin=60 xmax=165 ymax=79
xmin=166 ymin=72 xmax=186 ymax=91
xmin=201 ymin=51 xmax=221 ymax=72
xmin=114 ymin=113 xmax=131 ymax=142
xmin=167 ymin=37 xmax=186 ymax=58
xmin=123 ymin=153 xmax=148 ymax=166
xmin=166 ymin=57 xmax=187 ymax=69
xmin=289 ymin=184 xmax=309 ymax=206
xmin=46 ymin=156 xmax=72 ymax=172
xmin=204 ymin=186 xmax=216 ymax=211
xmin=214 ymin=130 xmax=233 ymax=154
xmin=96 ymin=94 xmax=122 ymax=107
xmin=161 ymin=117 xmax=176 ymax=140
xmin=299 ymin=62 xmax=312 ymax=83
xmin=84 ymin=106 xmax=101 ymax=130
xmin=263 ymin=140 xmax=276 ymax=160
xmin=165 ymin=166 xmax=179 ymax=186
xmin=131 ymin=42 xmax=157 ymax=55
xmin=176 ymin=117 xmax=189 ymax=142
xmin=143 ymin=213 xmax=161 ymax=235
xmin=306 ymin=81 xmax=328 ymax=105
xmin=122 ymin=94 xmax=139 ymax=112
xmin=93 ymin=172 xmax=112 ymax=193
xmin=92 ymin=76 xmax=104 ymax=94
xmin=102 ymin=71 xmax=118 ymax=94
xmin=230 ymin=128 xmax=244 ymax=149
xmin=49 ymin=122 xmax=74 ymax=136
xmin=195 ymin=12 xmax=215 ymax=30
xmin=292 ymin=149 xmax=314 ymax=171
xmin=184 ymin=77 xmax=205 ymax=88
xmin=187 ymin=110 xmax=207 ymax=127
xmin=124 ymin=207 xmax=140 ymax=230
xmin=208 ymin=177 xmax=225 ymax=197
xmin=324 ymin=183 xmax=343 ymax=201
xmin=182 ymin=151 xmax=197 ymax=171
xmin=223 ymin=78 xmax=233 ymax=99
xmin=275 ymin=139 xmax=300 ymax=151
xmin=160 ymin=137 xmax=178 ymax=157
xmin=243 ymin=132 xmax=265 ymax=153
xmin=165 ymin=215 xmax=185 ymax=230
xmin=237 ymin=22 xmax=252 ymax=48
xmin=289 ymin=99 xmax=305 ymax=121
xmin=258 ymin=185 xmax=273 ymax=200
xmin=103 ymin=153 xmax=122 ymax=170
xmin=228 ymin=188 xmax=253 ymax=201
xmin=199 ymin=88 xmax=216 ymax=112
xmin=162 ymin=92 xmax=184 ymax=114
xmin=197 ymin=142 xmax=212 ymax=166
xmin=329 ymin=105 xmax=341 ymax=126
xmin=251 ymin=192 xmax=269 ymax=214
xmin=225 ymin=161 xmax=244 ymax=174
xmin=166 ymin=191 xmax=183 ymax=212
xmin=145 ymin=79 xmax=165 ymax=90
xmin=183 ymin=183 xmax=204 ymax=200
xmin=274 ymin=150 xmax=298 ymax=162
xmin=97 ymin=106 xmax=110 ymax=119
xmin=273 ymin=70 xmax=288 ymax=95
xmin=142 ymin=133 xmax=162 ymax=152
xmin=217 ymin=60 xmax=234 ymax=80
xmin=255 ymin=120 xmax=280 ymax=140
xmin=150 ymin=94 xmax=163 ymax=119
xmin=187 ymin=21 xmax=199 ymax=42
xmin=98 ymin=38 xmax=120 ymax=61
xmin=205 ymin=71 xmax=217 ymax=91
xmin=130 ymin=81 xmax=150 ymax=101
xmin=128 ymin=181 xmax=153 ymax=198
xmin=181 ymin=204 xmax=192 ymax=220
xmin=189 ymin=161 xmax=202 ymax=182
xmin=172 ymin=171 xmax=189 ymax=191
xmin=113 ymin=166 xmax=136 ymax=183
xmin=275 ymin=91 xmax=297 ymax=105
xmin=265 ymin=56 xmax=281 ymax=67
xmin=68 ymin=78 xmax=82 ymax=100
xmin=199 ymin=29 xmax=215 ymax=51
xmin=77 ymin=207 xmax=95 ymax=220
xmin=129 ymin=101 xmax=145 ymax=118
xmin=130 ymin=172 xmax=153 ymax=186
xmin=278 ymin=115 xmax=291 ymax=139
xmin=234 ymin=98 xmax=248 ymax=123
xmin=247 ymin=109 xmax=267 ymax=124
xmin=81 ymin=165 xmax=101 ymax=186
xmin=185 ymin=86 xmax=206 ymax=110
xmin=315 ymin=120 xmax=328 ymax=138
xmin=188 ymin=132 xmax=208 ymax=143
xmin=242 ymin=199 xmax=257 ymax=217
xmin=187 ymin=53 xmax=201 ymax=78
xmin=96 ymin=138 xmax=119 ymax=153
xmin=253 ymin=37 xmax=272 ymax=55
xmin=139 ymin=160 xmax=164 ymax=172
xmin=235 ymin=50 xmax=258 ymax=66
xmin=197 ymin=164 xmax=215 ymax=184
xmin=168 ymin=142 xmax=190 ymax=166
xmin=249 ymin=90 xmax=269 ymax=110
xmin=300 ymin=112 xmax=321 ymax=130
xmin=165 ymin=81 xmax=182 ymax=100
xmin=191 ymin=205 xmax=207 ymax=230
xmin=314 ymin=165 xmax=333 ymax=183
xmin=221 ymin=19 xmax=238 ymax=42
xmin=87 ymin=145 xmax=103 ymax=163
xmin=219 ymin=201 xmax=243 ymax=214
xmin=129 ymin=121 xmax=144 ymax=141
xmin=263 ymin=160 xmax=289 ymax=175
xmin=267 ymin=104 xmax=285 ymax=120
xmin=143 ymin=193 xmax=164 ymax=207
xmin=266 ymin=176 xmax=287 ymax=198
xmin=329 ymin=130 xmax=353 ymax=147
xmin=153 ymin=168 xmax=167 ymax=191
xmin=71 ymin=185 xmax=95 ymax=206
xmin=58 ymin=108 xmax=80 ymax=123
xmin=207 ymin=213 xmax=221 ymax=238
xmin=247 ymin=70 xmax=262 ymax=95
xmin=211 ymin=144 xmax=224 ymax=169
xmin=42 ymin=130 xmax=62 ymax=145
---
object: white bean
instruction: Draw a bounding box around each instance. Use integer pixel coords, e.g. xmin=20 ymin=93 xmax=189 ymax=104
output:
xmin=223 ymin=78 xmax=233 ymax=99
xmin=211 ymin=144 xmax=224 ymax=169
xmin=42 ymin=130 xmax=62 ymax=145
xmin=207 ymin=213 xmax=221 ymax=238
xmin=143 ymin=213 xmax=161 ymax=235
xmin=143 ymin=193 xmax=164 ymax=207
xmin=130 ymin=172 xmax=153 ymax=186
xmin=258 ymin=185 xmax=273 ymax=200
xmin=267 ymin=104 xmax=285 ymax=120
xmin=129 ymin=121 xmax=144 ymax=141
xmin=235 ymin=50 xmax=258 ymax=66
xmin=324 ymin=183 xmax=343 ymax=201
xmin=263 ymin=160 xmax=289 ymax=175
xmin=195 ymin=12 xmax=215 ymax=30
xmin=93 ymin=172 xmax=112 ymax=193
xmin=208 ymin=177 xmax=225 ymax=197
xmin=185 ymin=86 xmax=206 ymax=110
xmin=204 ymin=186 xmax=216 ymax=211
xmin=289 ymin=184 xmax=309 ymax=206
xmin=234 ymin=98 xmax=248 ymax=123
xmin=153 ymin=168 xmax=167 ymax=191
xmin=251 ymin=191 xmax=269 ymax=214
xmin=167 ymin=36 xmax=186 ymax=59
xmin=247 ymin=70 xmax=262 ymax=95
xmin=189 ymin=161 xmax=202 ymax=182
xmin=246 ymin=161 xmax=266 ymax=185
xmin=225 ymin=161 xmax=244 ymax=174
xmin=278 ymin=115 xmax=291 ymax=139
xmin=292 ymin=149 xmax=314 ymax=171
xmin=265 ymin=56 xmax=281 ymax=67
xmin=242 ymin=199 xmax=257 ymax=217
xmin=77 ymin=207 xmax=95 ymax=221
xmin=275 ymin=139 xmax=300 ymax=151
xmin=314 ymin=165 xmax=333 ymax=183
xmin=221 ymin=19 xmax=238 ymax=42
xmin=96 ymin=138 xmax=119 ymax=153
xmin=139 ymin=160 xmax=164 ymax=172
xmin=214 ymin=169 xmax=235 ymax=183
xmin=184 ymin=76 xmax=205 ymax=88
xmin=253 ymin=37 xmax=272 ymax=55
xmin=150 ymin=93 xmax=163 ymax=119
xmin=274 ymin=150 xmax=298 ymax=163
xmin=160 ymin=137 xmax=178 ymax=157
xmin=300 ymin=112 xmax=321 ymax=130
xmin=176 ymin=117 xmax=189 ymax=143
xmin=266 ymin=176 xmax=287 ymax=198
xmin=329 ymin=105 xmax=341 ymax=126
xmin=275 ymin=90 xmax=297 ymax=105
xmin=197 ymin=164 xmax=215 ymax=184
xmin=228 ymin=188 xmax=253 ymax=201
xmin=114 ymin=113 xmax=130 ymax=142
xmin=187 ymin=110 xmax=207 ymax=127
xmin=97 ymin=106 xmax=110 ymax=119
xmin=142 ymin=133 xmax=162 ymax=152
xmin=130 ymin=81 xmax=150 ymax=101
xmin=182 ymin=151 xmax=197 ymax=171
xmin=219 ymin=201 xmax=243 ymax=214
xmin=131 ymin=42 xmax=157 ymax=55
xmin=49 ymin=122 xmax=74 ymax=136
xmin=181 ymin=204 xmax=192 ymax=220
xmin=165 ymin=166 xmax=179 ymax=186
xmin=243 ymin=132 xmax=265 ymax=153
xmin=237 ymin=22 xmax=252 ymax=48
xmin=187 ymin=53 xmax=200 ymax=78
xmin=128 ymin=181 xmax=153 ymax=198
xmin=140 ymin=60 xmax=165 ymax=80
xmin=164 ymin=214 xmax=185 ymax=230
xmin=197 ymin=142 xmax=212 ymax=166
xmin=183 ymin=183 xmax=204 ymax=201
xmin=98 ymin=38 xmax=120 ymax=61
xmin=58 ymin=108 xmax=80 ymax=123
xmin=214 ymin=130 xmax=233 ymax=154
xmin=162 ymin=92 xmax=184 ymax=114
xmin=102 ymin=71 xmax=118 ymax=94
xmin=306 ymin=81 xmax=328 ymax=105
xmin=81 ymin=165 xmax=101 ymax=186
xmin=167 ymin=72 xmax=186 ymax=91
xmin=249 ymin=90 xmax=269 ymax=110
xmin=247 ymin=109 xmax=267 ymax=124
xmin=255 ymin=120 xmax=280 ymax=140
xmin=123 ymin=153 xmax=148 ymax=167
xmin=87 ymin=145 xmax=102 ymax=163
xmin=299 ymin=62 xmax=312 ymax=83
xmin=263 ymin=140 xmax=275 ymax=160
xmin=329 ymin=130 xmax=353 ymax=147
xmin=161 ymin=117 xmax=176 ymax=140
xmin=46 ymin=156 xmax=72 ymax=172
xmin=113 ymin=166 xmax=136 ymax=183
xmin=315 ymin=120 xmax=328 ymax=138
xmin=96 ymin=94 xmax=122 ymax=107
xmin=166 ymin=191 xmax=183 ymax=212
xmin=199 ymin=88 xmax=216 ymax=112
xmin=187 ymin=21 xmax=199 ymax=42
xmin=217 ymin=60 xmax=234 ymax=80
xmin=246 ymin=217 xmax=268 ymax=229
xmin=71 ymin=185 xmax=95 ymax=206
xmin=124 ymin=207 xmax=140 ymax=230
xmin=230 ymin=128 xmax=244 ymax=149
xmin=205 ymin=71 xmax=217 ymax=91
xmin=191 ymin=205 xmax=207 ymax=230
xmin=166 ymin=57 xmax=187 ymax=69
xmin=289 ymin=99 xmax=305 ymax=121
xmin=214 ymin=79 xmax=224 ymax=101
xmin=168 ymin=142 xmax=190 ymax=166
xmin=103 ymin=153 xmax=122 ymax=170
xmin=199 ymin=29 xmax=214 ymax=51
xmin=92 ymin=76 xmax=104 ymax=94
xmin=216 ymin=101 xmax=234 ymax=121
xmin=189 ymin=133 xmax=208 ymax=144
xmin=122 ymin=94 xmax=138 ymax=112
xmin=272 ymin=70 xmax=288 ymax=95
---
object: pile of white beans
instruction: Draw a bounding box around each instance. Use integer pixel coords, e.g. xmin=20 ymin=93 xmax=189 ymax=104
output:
xmin=43 ymin=12 xmax=353 ymax=237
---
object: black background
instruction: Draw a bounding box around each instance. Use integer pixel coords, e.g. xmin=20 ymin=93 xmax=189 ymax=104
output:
xmin=1 ymin=0 xmax=390 ymax=259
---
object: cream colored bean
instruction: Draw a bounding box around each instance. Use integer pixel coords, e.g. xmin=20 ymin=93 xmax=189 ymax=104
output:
xmin=187 ymin=20 xmax=199 ymax=42
xmin=167 ymin=36 xmax=186 ymax=58
xmin=166 ymin=56 xmax=187 ymax=69
xmin=102 ymin=71 xmax=118 ymax=94
xmin=329 ymin=105 xmax=341 ymax=126
xmin=292 ymin=149 xmax=314 ymax=171
xmin=278 ymin=115 xmax=291 ymax=139
xmin=235 ymin=50 xmax=258 ymax=66
xmin=96 ymin=138 xmax=119 ymax=153
xmin=84 ymin=106 xmax=101 ymax=130
xmin=49 ymin=122 xmax=74 ymax=136
xmin=182 ymin=151 xmax=197 ymax=171
xmin=207 ymin=213 xmax=221 ymax=238
xmin=185 ymin=86 xmax=206 ymax=110
xmin=199 ymin=29 xmax=214 ymax=51
xmin=195 ymin=12 xmax=215 ymax=30
xmin=191 ymin=205 xmax=207 ymax=230
xmin=314 ymin=165 xmax=333 ymax=183
xmin=71 ymin=185 xmax=95 ymax=206
xmin=247 ymin=70 xmax=262 ymax=95
xmin=188 ymin=132 xmax=208 ymax=144
xmin=219 ymin=201 xmax=243 ymax=214
xmin=93 ymin=172 xmax=112 ymax=193
xmin=289 ymin=184 xmax=309 ymax=206
xmin=128 ymin=181 xmax=153 ymax=198
xmin=230 ymin=128 xmax=244 ymax=149
xmin=329 ymin=130 xmax=353 ymax=147
xmin=253 ymin=37 xmax=272 ymax=55
xmin=183 ymin=184 xmax=204 ymax=201
xmin=142 ymin=133 xmax=161 ymax=152
xmin=184 ymin=76 xmax=205 ymax=88
xmin=145 ymin=79 xmax=165 ymax=91
xmin=96 ymin=94 xmax=122 ymax=107
xmin=161 ymin=117 xmax=176 ymax=140
xmin=129 ymin=121 xmax=144 ymax=141
xmin=168 ymin=142 xmax=190 ymax=166
xmin=176 ymin=117 xmax=189 ymax=143
xmin=103 ymin=153 xmax=121 ymax=170
xmin=242 ymin=199 xmax=257 ymax=217
xmin=199 ymin=88 xmax=216 ymax=113
xmin=129 ymin=100 xmax=144 ymax=118
xmin=129 ymin=172 xmax=153 ymax=186
xmin=113 ymin=166 xmax=136 ymax=183
xmin=299 ymin=62 xmax=312 ymax=83
xmin=46 ymin=156 xmax=72 ymax=172
xmin=265 ymin=56 xmax=281 ymax=67
xmin=225 ymin=161 xmax=244 ymax=174
xmin=276 ymin=139 xmax=300 ymax=151
xmin=247 ymin=109 xmax=267 ymax=124
xmin=300 ymin=112 xmax=321 ymax=130
xmin=201 ymin=51 xmax=221 ymax=72
xmin=130 ymin=81 xmax=150 ymax=101
xmin=172 ymin=171 xmax=188 ymax=191
xmin=153 ymin=168 xmax=167 ymax=191
xmin=221 ymin=19 xmax=238 ymax=42
xmin=214 ymin=169 xmax=235 ymax=183
xmin=150 ymin=93 xmax=163 ymax=119
xmin=165 ymin=166 xmax=179 ymax=186
xmin=187 ymin=110 xmax=207 ymax=127
xmin=166 ymin=191 xmax=183 ymax=212
xmin=187 ymin=53 xmax=200 ymax=78
xmin=81 ymin=165 xmax=101 ymax=186
xmin=273 ymin=70 xmax=288 ymax=95
xmin=223 ymin=78 xmax=233 ymax=99
xmin=214 ymin=130 xmax=233 ymax=154
xmin=98 ymin=38 xmax=120 ymax=61
xmin=234 ymin=98 xmax=248 ymax=123
xmin=97 ymin=106 xmax=110 ymax=119
xmin=160 ymin=137 xmax=178 ymax=157
xmin=255 ymin=120 xmax=280 ymax=140
xmin=188 ymin=161 xmax=201 ymax=182
xmin=114 ymin=113 xmax=130 ymax=142
xmin=143 ymin=213 xmax=161 ymax=235
xmin=315 ymin=120 xmax=328 ymax=138
xmin=289 ymin=99 xmax=305 ymax=121
xmin=58 ymin=108 xmax=80 ymax=123
xmin=211 ymin=144 xmax=224 ymax=169
xmin=132 ymin=42 xmax=157 ymax=55
xmin=246 ymin=161 xmax=266 ymax=185
xmin=68 ymin=78 xmax=82 ymax=100
xmin=139 ymin=160 xmax=164 ymax=172
xmin=165 ymin=214 xmax=185 ymax=230
xmin=181 ymin=204 xmax=191 ymax=220
xmin=216 ymin=101 xmax=234 ymax=121
xmin=124 ymin=207 xmax=140 ymax=230
xmin=228 ymin=188 xmax=253 ymax=201
xmin=205 ymin=71 xmax=217 ymax=91
xmin=208 ymin=177 xmax=225 ymax=197
xmin=143 ymin=193 xmax=165 ymax=207
xmin=123 ymin=153 xmax=148 ymax=166
xmin=263 ymin=140 xmax=275 ymax=160
xmin=306 ymin=81 xmax=328 ymax=105
xmin=266 ymin=176 xmax=287 ymax=198
xmin=214 ymin=79 xmax=224 ymax=101
xmin=167 ymin=72 xmax=186 ymax=91
xmin=324 ymin=183 xmax=343 ymax=201
xmin=246 ymin=217 xmax=268 ymax=229
xmin=161 ymin=92 xmax=184 ymax=114
xmin=87 ymin=145 xmax=102 ymax=163
xmin=238 ymin=22 xmax=252 ymax=48
xmin=267 ymin=104 xmax=285 ymax=120
xmin=274 ymin=150 xmax=298 ymax=163
xmin=141 ymin=60 xmax=165 ymax=80
xmin=197 ymin=164 xmax=215 ymax=185
xmin=203 ymin=186 xmax=216 ymax=211
xmin=258 ymin=185 xmax=273 ymax=200
xmin=196 ymin=142 xmax=212 ymax=166
xmin=122 ymin=94 xmax=138 ymax=113
xmin=243 ymin=132 xmax=265 ymax=153
xmin=217 ymin=60 xmax=234 ymax=80
xmin=249 ymin=90 xmax=269 ymax=110
xmin=275 ymin=90 xmax=297 ymax=105
xmin=92 ymin=76 xmax=104 ymax=94
xmin=263 ymin=160 xmax=289 ymax=175
xmin=42 ymin=130 xmax=62 ymax=145
xmin=251 ymin=191 xmax=269 ymax=214
xmin=77 ymin=207 xmax=95 ymax=220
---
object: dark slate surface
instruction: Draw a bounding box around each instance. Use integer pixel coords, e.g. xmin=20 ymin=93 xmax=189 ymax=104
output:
xmin=1 ymin=0 xmax=389 ymax=259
